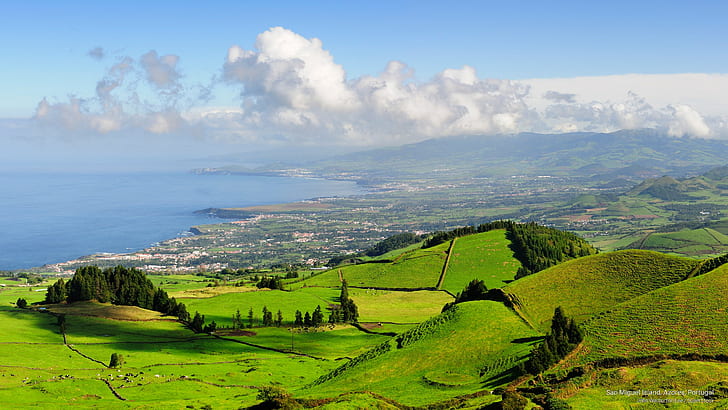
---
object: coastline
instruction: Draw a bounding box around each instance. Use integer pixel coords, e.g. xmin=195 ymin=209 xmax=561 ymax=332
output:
xmin=8 ymin=171 xmax=367 ymax=273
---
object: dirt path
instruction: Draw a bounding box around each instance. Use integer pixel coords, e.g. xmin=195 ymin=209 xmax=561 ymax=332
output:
xmin=436 ymin=238 xmax=457 ymax=290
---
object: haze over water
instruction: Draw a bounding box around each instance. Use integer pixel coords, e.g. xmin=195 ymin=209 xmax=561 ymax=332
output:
xmin=0 ymin=172 xmax=361 ymax=270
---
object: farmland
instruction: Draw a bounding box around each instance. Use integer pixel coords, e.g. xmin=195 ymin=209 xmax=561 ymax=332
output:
xmin=2 ymin=220 xmax=728 ymax=408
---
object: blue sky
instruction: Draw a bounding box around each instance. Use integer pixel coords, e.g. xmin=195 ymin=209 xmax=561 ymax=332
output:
xmin=2 ymin=0 xmax=728 ymax=162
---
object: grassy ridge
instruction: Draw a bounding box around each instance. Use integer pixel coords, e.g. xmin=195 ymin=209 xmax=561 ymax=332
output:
xmin=505 ymin=250 xmax=700 ymax=331
xmin=305 ymin=301 xmax=540 ymax=406
xmin=572 ymin=264 xmax=728 ymax=365
xmin=305 ymin=242 xmax=450 ymax=289
xmin=442 ymin=230 xmax=519 ymax=292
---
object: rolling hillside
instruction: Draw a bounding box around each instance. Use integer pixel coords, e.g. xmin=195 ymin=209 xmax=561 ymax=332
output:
xmin=504 ymin=250 xmax=700 ymax=330
xmin=2 ymin=223 xmax=727 ymax=408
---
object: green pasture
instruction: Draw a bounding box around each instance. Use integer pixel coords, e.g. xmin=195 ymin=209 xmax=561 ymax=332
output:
xmin=564 ymin=361 xmax=728 ymax=409
xmin=639 ymin=228 xmax=728 ymax=256
xmin=505 ymin=250 xmax=699 ymax=331
xmin=234 ymin=325 xmax=385 ymax=359
xmin=180 ymin=287 xmax=339 ymax=328
xmin=62 ymin=315 xmax=194 ymax=345
xmin=305 ymin=301 xmax=540 ymax=406
xmin=0 ymin=285 xmax=48 ymax=306
xmin=442 ymin=230 xmax=519 ymax=292
xmin=0 ymin=307 xmax=63 ymax=343
xmin=574 ymin=264 xmax=728 ymax=365
xmin=333 ymin=242 xmax=449 ymax=289
xmin=349 ymin=288 xmax=452 ymax=323
xmin=147 ymin=274 xmax=213 ymax=293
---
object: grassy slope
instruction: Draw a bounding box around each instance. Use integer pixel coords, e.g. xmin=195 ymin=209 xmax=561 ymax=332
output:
xmin=564 ymin=360 xmax=728 ymax=409
xmin=442 ymin=229 xmax=519 ymax=292
xmin=570 ymin=264 xmax=728 ymax=365
xmin=303 ymin=241 xmax=450 ymax=289
xmin=349 ymin=288 xmax=452 ymax=323
xmin=304 ymin=301 xmax=540 ymax=406
xmin=505 ymin=250 xmax=700 ymax=331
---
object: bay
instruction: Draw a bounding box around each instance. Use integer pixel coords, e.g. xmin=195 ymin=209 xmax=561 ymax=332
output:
xmin=0 ymin=172 xmax=361 ymax=270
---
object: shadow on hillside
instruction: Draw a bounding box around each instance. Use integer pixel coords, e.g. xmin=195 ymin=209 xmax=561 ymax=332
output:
xmin=511 ymin=336 xmax=544 ymax=344
xmin=483 ymin=367 xmax=521 ymax=388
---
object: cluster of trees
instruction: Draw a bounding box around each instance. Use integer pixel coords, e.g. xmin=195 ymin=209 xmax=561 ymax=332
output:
xmin=189 ymin=311 xmax=217 ymax=333
xmin=328 ymin=280 xmax=358 ymax=323
xmin=442 ymin=279 xmax=489 ymax=312
xmin=520 ymin=307 xmax=583 ymax=375
xmin=363 ymin=232 xmax=425 ymax=256
xmin=509 ymin=222 xmax=597 ymax=278
xmin=256 ymin=276 xmax=284 ymax=290
xmin=328 ymin=232 xmax=425 ymax=266
xmin=294 ymin=306 xmax=325 ymax=327
xmin=44 ymin=265 xmax=192 ymax=324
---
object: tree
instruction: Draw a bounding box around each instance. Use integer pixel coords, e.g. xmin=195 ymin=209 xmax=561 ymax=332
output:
xmin=190 ymin=311 xmax=205 ymax=333
xmin=45 ymin=278 xmax=66 ymax=304
xmin=522 ymin=307 xmax=582 ymax=375
xmin=303 ymin=311 xmax=312 ymax=327
xmin=294 ymin=310 xmax=303 ymax=327
xmin=16 ymin=298 xmax=27 ymax=308
xmin=109 ymin=353 xmax=124 ymax=368
xmin=311 ymin=305 xmax=324 ymax=327
xmin=262 ymin=306 xmax=273 ymax=327
xmin=232 ymin=308 xmax=243 ymax=330
xmin=203 ymin=320 xmax=217 ymax=333
xmin=248 ymin=307 xmax=255 ymax=328
xmin=176 ymin=302 xmax=190 ymax=322
xmin=275 ymin=310 xmax=283 ymax=327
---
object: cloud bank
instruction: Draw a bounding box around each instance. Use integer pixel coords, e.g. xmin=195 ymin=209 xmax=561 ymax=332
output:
xmin=31 ymin=27 xmax=728 ymax=147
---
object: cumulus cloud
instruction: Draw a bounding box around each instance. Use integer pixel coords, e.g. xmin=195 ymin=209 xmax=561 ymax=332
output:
xmin=34 ymin=51 xmax=189 ymax=135
xmin=32 ymin=28 xmax=728 ymax=145
xmin=220 ymin=27 xmax=534 ymax=144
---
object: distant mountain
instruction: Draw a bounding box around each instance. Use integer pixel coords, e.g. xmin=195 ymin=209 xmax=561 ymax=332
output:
xmin=308 ymin=129 xmax=728 ymax=182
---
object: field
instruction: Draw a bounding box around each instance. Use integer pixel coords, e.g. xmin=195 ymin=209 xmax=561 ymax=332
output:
xmin=571 ymin=264 xmax=728 ymax=365
xmin=180 ymin=287 xmax=340 ymax=328
xmin=2 ymin=219 xmax=728 ymax=408
xmin=302 ymin=241 xmax=450 ymax=289
xmin=504 ymin=250 xmax=700 ymax=330
xmin=303 ymin=300 xmax=541 ymax=406
xmin=441 ymin=229 xmax=519 ymax=292
xmin=560 ymin=361 xmax=728 ymax=409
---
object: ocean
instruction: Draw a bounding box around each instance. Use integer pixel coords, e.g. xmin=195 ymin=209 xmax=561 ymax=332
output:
xmin=0 ymin=172 xmax=362 ymax=270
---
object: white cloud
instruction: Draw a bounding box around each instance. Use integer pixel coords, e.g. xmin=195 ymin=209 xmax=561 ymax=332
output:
xmin=29 ymin=28 xmax=728 ymax=146
xmin=140 ymin=50 xmax=181 ymax=89
xmin=667 ymin=104 xmax=711 ymax=137
xmin=34 ymin=52 xmax=189 ymax=135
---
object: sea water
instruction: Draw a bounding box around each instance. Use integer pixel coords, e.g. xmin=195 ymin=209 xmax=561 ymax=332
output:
xmin=0 ymin=172 xmax=361 ymax=270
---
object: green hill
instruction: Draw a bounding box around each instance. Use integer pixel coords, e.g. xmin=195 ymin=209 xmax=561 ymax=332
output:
xmin=505 ymin=250 xmax=700 ymax=331
xmin=441 ymin=229 xmax=519 ymax=292
xmin=303 ymin=241 xmax=450 ymax=289
xmin=573 ymin=263 xmax=728 ymax=365
xmin=303 ymin=300 xmax=540 ymax=407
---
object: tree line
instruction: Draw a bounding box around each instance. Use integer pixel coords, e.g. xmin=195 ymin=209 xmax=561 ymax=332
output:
xmin=328 ymin=232 xmax=425 ymax=266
